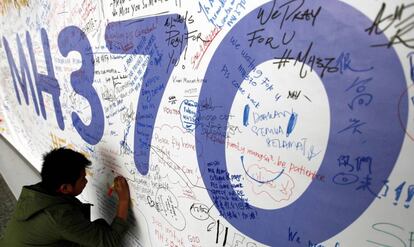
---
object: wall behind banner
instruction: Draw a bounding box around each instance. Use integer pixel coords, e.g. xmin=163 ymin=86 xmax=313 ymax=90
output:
xmin=1 ymin=0 xmax=413 ymax=246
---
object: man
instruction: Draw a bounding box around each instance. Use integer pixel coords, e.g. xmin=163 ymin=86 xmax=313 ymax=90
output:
xmin=1 ymin=147 xmax=130 ymax=246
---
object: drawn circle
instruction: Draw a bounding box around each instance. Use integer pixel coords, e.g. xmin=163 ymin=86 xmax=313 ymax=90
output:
xmin=195 ymin=0 xmax=408 ymax=245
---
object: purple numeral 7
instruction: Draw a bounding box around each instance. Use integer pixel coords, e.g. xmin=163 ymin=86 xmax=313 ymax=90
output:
xmin=105 ymin=15 xmax=188 ymax=175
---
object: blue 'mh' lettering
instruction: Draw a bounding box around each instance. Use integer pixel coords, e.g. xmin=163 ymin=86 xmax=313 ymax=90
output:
xmin=3 ymin=30 xmax=64 ymax=129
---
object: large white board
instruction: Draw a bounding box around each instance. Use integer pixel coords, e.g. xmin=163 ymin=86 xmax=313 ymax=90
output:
xmin=0 ymin=0 xmax=413 ymax=246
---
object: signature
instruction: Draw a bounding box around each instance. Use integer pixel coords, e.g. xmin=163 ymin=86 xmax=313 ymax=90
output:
xmin=365 ymin=2 xmax=414 ymax=48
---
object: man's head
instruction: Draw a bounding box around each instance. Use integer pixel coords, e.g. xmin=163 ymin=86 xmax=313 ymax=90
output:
xmin=41 ymin=147 xmax=91 ymax=196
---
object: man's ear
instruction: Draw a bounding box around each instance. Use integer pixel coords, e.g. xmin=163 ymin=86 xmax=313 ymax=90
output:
xmin=57 ymin=183 xmax=74 ymax=195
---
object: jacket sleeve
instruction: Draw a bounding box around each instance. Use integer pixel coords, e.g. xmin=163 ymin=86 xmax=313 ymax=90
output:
xmin=46 ymin=204 xmax=129 ymax=247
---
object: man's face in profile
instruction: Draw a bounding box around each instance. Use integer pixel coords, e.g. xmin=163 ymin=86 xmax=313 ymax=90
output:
xmin=59 ymin=168 xmax=88 ymax=196
xmin=71 ymin=168 xmax=88 ymax=196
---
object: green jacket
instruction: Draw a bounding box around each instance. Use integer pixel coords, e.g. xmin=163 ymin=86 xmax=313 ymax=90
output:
xmin=1 ymin=183 xmax=128 ymax=247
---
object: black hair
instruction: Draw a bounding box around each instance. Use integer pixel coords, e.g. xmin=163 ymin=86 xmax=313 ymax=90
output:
xmin=40 ymin=147 xmax=91 ymax=193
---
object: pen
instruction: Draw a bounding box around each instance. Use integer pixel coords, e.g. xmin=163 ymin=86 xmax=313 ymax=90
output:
xmin=107 ymin=182 xmax=115 ymax=196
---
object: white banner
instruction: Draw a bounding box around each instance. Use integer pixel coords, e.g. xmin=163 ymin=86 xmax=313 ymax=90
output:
xmin=0 ymin=0 xmax=413 ymax=246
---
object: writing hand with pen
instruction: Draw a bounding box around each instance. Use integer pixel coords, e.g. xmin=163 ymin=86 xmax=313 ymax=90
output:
xmin=111 ymin=176 xmax=130 ymax=221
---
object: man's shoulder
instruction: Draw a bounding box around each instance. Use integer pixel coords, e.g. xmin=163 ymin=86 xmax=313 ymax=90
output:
xmin=45 ymin=199 xmax=82 ymax=217
xmin=45 ymin=198 xmax=91 ymax=224
xmin=14 ymin=183 xmax=79 ymax=221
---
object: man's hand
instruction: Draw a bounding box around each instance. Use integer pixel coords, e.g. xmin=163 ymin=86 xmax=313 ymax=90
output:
xmin=114 ymin=176 xmax=130 ymax=202
xmin=113 ymin=176 xmax=130 ymax=221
